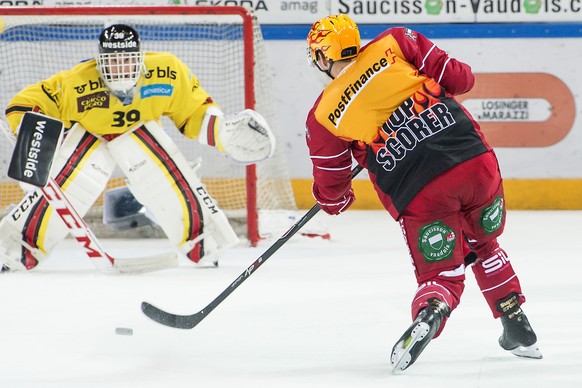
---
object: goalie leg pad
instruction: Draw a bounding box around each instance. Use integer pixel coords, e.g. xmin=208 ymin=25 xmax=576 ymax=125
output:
xmin=0 ymin=125 xmax=115 ymax=270
xmin=0 ymin=193 xmax=47 ymax=271
xmin=106 ymin=121 xmax=239 ymax=264
xmin=50 ymin=124 xmax=117 ymax=215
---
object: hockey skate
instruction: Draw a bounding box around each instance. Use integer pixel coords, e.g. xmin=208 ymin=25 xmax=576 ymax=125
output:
xmin=390 ymin=298 xmax=450 ymax=373
xmin=496 ymin=293 xmax=543 ymax=359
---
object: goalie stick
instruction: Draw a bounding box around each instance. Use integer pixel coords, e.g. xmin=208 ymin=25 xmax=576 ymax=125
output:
xmin=41 ymin=176 xmax=178 ymax=274
xmin=141 ymin=164 xmax=364 ymax=329
xmin=1 ymin=113 xmax=178 ymax=274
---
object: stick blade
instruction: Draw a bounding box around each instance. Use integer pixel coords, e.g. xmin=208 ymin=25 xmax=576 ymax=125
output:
xmin=113 ymin=252 xmax=179 ymax=274
xmin=141 ymin=301 xmax=203 ymax=329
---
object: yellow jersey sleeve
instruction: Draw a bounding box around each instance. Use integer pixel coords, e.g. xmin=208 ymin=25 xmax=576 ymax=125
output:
xmin=161 ymin=57 xmax=220 ymax=139
xmin=5 ymin=71 xmax=66 ymax=134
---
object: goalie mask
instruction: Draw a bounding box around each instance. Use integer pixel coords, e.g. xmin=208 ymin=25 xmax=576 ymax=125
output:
xmin=97 ymin=24 xmax=144 ymax=102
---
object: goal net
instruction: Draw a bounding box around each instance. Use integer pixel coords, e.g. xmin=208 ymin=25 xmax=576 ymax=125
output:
xmin=0 ymin=6 xmax=296 ymax=245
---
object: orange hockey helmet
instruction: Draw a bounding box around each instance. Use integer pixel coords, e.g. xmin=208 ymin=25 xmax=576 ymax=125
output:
xmin=307 ymin=14 xmax=360 ymax=67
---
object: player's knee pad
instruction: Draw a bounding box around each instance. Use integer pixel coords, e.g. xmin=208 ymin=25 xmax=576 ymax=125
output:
xmin=0 ymin=124 xmax=115 ymax=271
xmin=107 ymin=120 xmax=239 ymax=264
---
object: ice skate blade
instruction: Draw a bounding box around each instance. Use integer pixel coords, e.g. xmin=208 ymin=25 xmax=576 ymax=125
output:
xmin=510 ymin=343 xmax=543 ymax=359
xmin=391 ymin=322 xmax=430 ymax=374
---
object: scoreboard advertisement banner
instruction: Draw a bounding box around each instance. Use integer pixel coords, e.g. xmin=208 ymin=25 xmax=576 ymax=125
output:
xmin=9 ymin=0 xmax=582 ymax=23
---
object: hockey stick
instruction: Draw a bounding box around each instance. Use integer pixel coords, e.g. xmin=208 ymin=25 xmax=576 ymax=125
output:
xmin=1 ymin=114 xmax=178 ymax=274
xmin=41 ymin=176 xmax=178 ymax=274
xmin=141 ymin=164 xmax=364 ymax=329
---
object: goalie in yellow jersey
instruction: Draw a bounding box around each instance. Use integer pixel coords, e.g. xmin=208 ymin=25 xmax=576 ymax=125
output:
xmin=0 ymin=24 xmax=275 ymax=271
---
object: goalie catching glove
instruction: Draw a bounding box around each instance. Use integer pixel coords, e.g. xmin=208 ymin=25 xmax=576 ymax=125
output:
xmin=218 ymin=109 xmax=276 ymax=164
xmin=218 ymin=109 xmax=275 ymax=164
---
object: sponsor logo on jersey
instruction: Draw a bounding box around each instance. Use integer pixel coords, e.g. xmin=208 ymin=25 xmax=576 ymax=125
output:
xmin=327 ymin=53 xmax=392 ymax=127
xmin=140 ymin=84 xmax=174 ymax=99
xmin=376 ymin=98 xmax=457 ymax=171
xmin=480 ymin=197 xmax=504 ymax=234
xmin=77 ymin=91 xmax=110 ymax=112
xmin=418 ymin=221 xmax=456 ymax=262
xmin=75 ymin=84 xmax=87 ymax=94
xmin=75 ymin=79 xmax=106 ymax=94
xmin=404 ymin=28 xmax=417 ymax=41
xmin=144 ymin=66 xmax=177 ymax=80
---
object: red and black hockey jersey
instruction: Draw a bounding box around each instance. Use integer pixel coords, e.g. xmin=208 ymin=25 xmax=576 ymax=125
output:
xmin=306 ymin=27 xmax=491 ymax=219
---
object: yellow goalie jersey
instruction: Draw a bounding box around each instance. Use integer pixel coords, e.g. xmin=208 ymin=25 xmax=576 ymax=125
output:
xmin=5 ymin=52 xmax=218 ymax=139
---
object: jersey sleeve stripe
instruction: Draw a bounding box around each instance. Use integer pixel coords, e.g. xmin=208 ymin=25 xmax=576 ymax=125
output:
xmin=5 ymin=105 xmax=34 ymax=115
xmin=418 ymin=44 xmax=436 ymax=71
xmin=310 ymin=148 xmax=350 ymax=159
xmin=437 ymin=57 xmax=452 ymax=84
xmin=316 ymin=165 xmax=352 ymax=172
xmin=206 ymin=115 xmax=217 ymax=147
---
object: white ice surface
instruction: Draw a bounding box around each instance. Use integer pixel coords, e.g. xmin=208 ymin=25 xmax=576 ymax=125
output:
xmin=0 ymin=210 xmax=579 ymax=387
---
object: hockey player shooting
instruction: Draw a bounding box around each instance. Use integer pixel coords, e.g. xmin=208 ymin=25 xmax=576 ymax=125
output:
xmin=305 ymin=14 xmax=542 ymax=372
xmin=0 ymin=24 xmax=275 ymax=272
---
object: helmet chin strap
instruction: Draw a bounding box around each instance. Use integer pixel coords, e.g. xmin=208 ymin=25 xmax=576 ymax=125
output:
xmin=314 ymin=51 xmax=336 ymax=79
xmin=323 ymin=61 xmax=335 ymax=79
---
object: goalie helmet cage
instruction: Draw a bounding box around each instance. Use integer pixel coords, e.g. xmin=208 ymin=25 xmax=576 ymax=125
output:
xmin=0 ymin=5 xmax=296 ymax=247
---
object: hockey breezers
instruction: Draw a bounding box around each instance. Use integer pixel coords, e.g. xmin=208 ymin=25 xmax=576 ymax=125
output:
xmin=2 ymin=113 xmax=178 ymax=274
xmin=141 ymin=164 xmax=364 ymax=329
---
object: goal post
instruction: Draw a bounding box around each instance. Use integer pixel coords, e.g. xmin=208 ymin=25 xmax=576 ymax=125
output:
xmin=0 ymin=5 xmax=296 ymax=246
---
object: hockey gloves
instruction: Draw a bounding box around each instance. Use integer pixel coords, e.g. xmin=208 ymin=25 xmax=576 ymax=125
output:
xmin=219 ymin=109 xmax=276 ymax=165
xmin=314 ymin=187 xmax=355 ymax=216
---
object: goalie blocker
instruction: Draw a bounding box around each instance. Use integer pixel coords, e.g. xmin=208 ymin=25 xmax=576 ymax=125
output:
xmin=7 ymin=112 xmax=64 ymax=187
